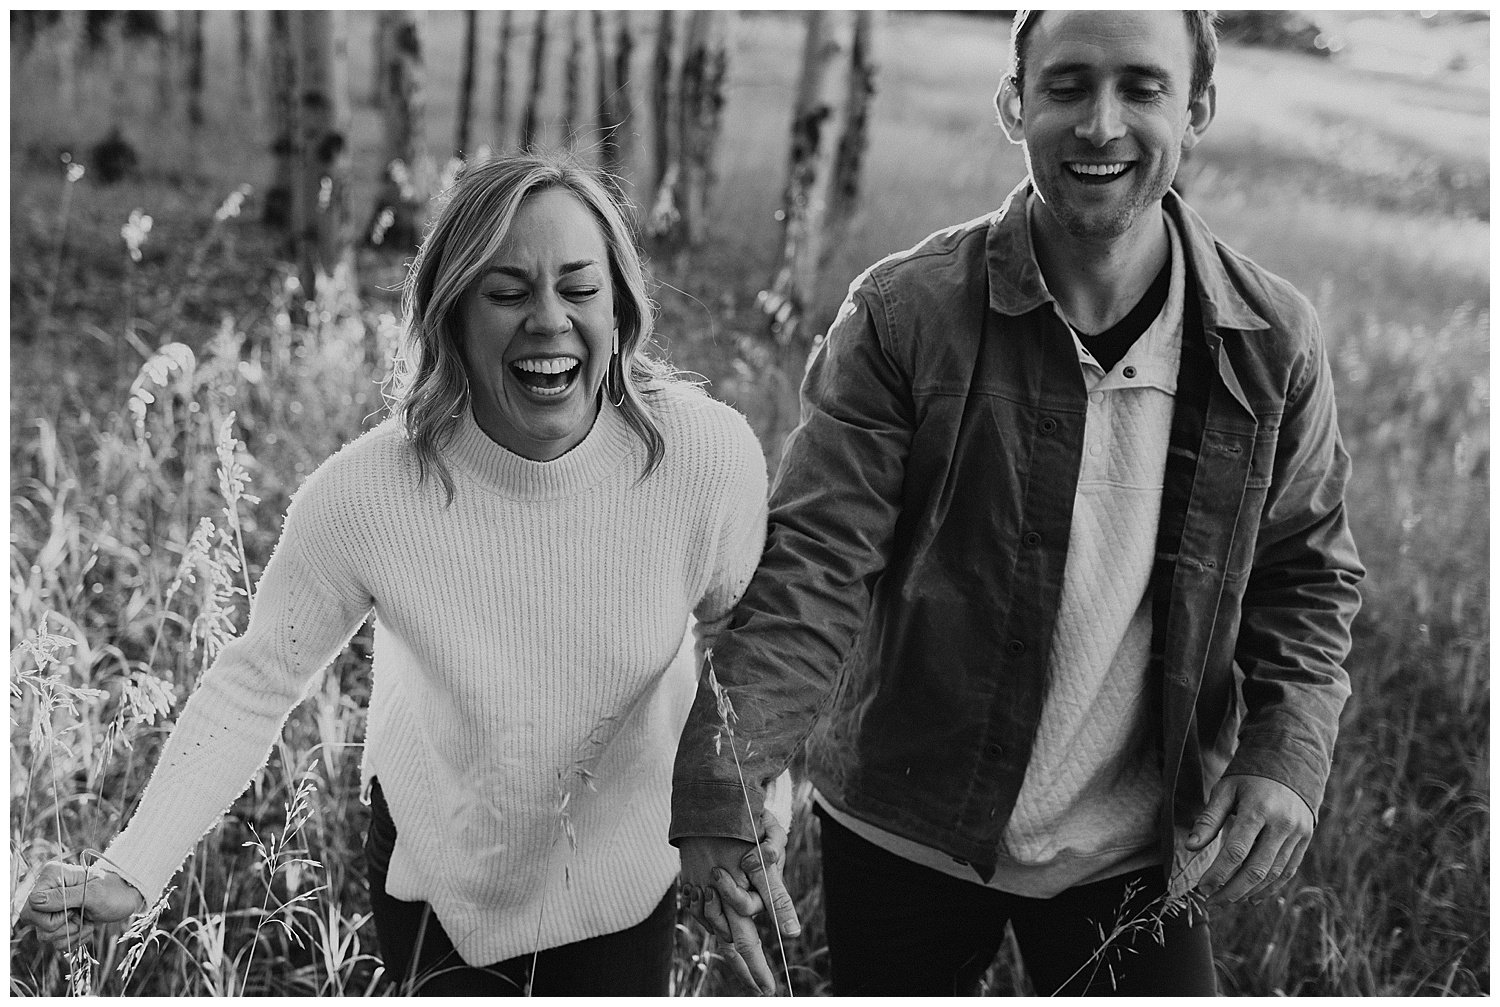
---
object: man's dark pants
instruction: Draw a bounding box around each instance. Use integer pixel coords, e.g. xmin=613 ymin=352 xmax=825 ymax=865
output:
xmin=816 ymin=805 xmax=1218 ymax=995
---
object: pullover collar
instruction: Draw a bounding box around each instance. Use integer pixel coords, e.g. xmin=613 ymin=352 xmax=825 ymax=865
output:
xmin=447 ymin=398 xmax=636 ymax=502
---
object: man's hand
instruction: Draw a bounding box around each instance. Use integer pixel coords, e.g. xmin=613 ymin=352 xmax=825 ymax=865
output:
xmin=679 ymin=816 xmax=801 ymax=995
xmin=1187 ymin=774 xmax=1314 ymax=906
xmin=18 ymin=862 xmax=145 ymax=951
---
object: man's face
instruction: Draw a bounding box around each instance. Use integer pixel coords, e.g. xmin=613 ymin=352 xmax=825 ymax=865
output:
xmin=1000 ymin=10 xmax=1213 ymax=244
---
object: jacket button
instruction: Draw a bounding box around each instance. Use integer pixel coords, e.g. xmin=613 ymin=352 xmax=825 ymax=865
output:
xmin=1123 ymin=365 xmax=1137 ymax=378
xmin=1006 ymin=639 xmax=1025 ymax=656
xmin=1039 ymin=417 xmax=1057 ymax=434
xmin=985 ymin=743 xmax=1004 ymax=758
xmin=1023 ymin=532 xmax=1041 ymax=547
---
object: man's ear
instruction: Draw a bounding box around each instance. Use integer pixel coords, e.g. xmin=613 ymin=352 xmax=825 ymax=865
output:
xmin=996 ymin=76 xmax=1024 ymax=144
xmin=1181 ymin=80 xmax=1216 ymax=151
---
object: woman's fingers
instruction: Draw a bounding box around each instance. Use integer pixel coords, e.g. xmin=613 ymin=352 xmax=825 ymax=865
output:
xmin=741 ymin=826 xmax=802 ymax=937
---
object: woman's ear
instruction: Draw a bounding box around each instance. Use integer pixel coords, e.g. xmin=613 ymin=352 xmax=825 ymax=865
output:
xmin=996 ymin=76 xmax=1024 ymax=144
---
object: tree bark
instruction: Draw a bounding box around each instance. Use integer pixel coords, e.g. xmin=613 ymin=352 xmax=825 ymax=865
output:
xmin=369 ymin=11 xmax=429 ymax=251
xmin=154 ymin=10 xmax=176 ymax=116
xmin=828 ymin=11 xmax=878 ymax=238
xmin=591 ymin=12 xmax=618 ymax=177
xmin=184 ymin=11 xmax=205 ymax=128
xmin=611 ymin=14 xmax=636 ymax=189
xmin=648 ymin=11 xmax=678 ymax=199
xmin=561 ymin=11 xmax=582 ymax=147
xmin=761 ymin=11 xmax=855 ymax=347
xmin=455 ymin=10 xmax=478 ymax=159
xmin=263 ymin=11 xmax=295 ymax=228
xmin=678 ymin=11 xmax=732 ymax=246
xmin=522 ymin=12 xmax=549 ymax=150
xmin=290 ymin=10 xmax=357 ymax=312
xmin=236 ymin=11 xmax=257 ymax=116
xmin=492 ymin=10 xmax=515 ymax=152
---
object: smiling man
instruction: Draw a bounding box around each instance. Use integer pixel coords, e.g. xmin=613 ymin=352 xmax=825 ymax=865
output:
xmin=671 ymin=10 xmax=1363 ymax=996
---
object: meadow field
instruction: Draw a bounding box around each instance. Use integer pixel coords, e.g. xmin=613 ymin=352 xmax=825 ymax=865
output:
xmin=9 ymin=11 xmax=1489 ymax=995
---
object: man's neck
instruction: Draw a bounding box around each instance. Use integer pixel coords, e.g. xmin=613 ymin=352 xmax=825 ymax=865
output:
xmin=1028 ymin=194 xmax=1171 ymax=335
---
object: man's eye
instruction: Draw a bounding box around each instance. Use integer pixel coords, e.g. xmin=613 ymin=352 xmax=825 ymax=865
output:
xmin=1046 ymin=87 xmax=1085 ymax=102
xmin=1126 ymin=87 xmax=1165 ymax=103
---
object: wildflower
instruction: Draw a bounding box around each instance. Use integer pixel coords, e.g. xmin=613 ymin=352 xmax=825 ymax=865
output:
xmin=126 ymin=343 xmax=196 ymax=441
xmin=214 ymin=184 xmax=253 ymax=223
xmin=121 ymin=209 xmax=153 ymax=262
xmin=65 ymin=161 xmax=86 ymax=184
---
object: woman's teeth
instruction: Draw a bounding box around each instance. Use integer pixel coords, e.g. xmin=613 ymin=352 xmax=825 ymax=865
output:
xmin=511 ymin=356 xmax=580 ymax=395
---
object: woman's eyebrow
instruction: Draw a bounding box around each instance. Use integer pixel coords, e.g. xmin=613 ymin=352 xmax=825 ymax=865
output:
xmin=479 ymin=259 xmax=600 ymax=281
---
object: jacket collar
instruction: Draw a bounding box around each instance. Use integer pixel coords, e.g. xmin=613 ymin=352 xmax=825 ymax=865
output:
xmin=985 ymin=179 xmax=1269 ymax=333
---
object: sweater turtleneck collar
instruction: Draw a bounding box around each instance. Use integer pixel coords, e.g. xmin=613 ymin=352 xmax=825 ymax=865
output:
xmin=447 ymin=399 xmax=637 ymax=502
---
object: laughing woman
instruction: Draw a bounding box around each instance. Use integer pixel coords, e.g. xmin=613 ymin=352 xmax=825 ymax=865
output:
xmin=19 ymin=152 xmax=794 ymax=995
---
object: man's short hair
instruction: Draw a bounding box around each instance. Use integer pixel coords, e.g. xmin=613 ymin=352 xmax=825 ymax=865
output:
xmin=1008 ymin=10 xmax=1219 ymax=103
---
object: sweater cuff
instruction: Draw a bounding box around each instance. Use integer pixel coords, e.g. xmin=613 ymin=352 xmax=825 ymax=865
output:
xmin=669 ymin=781 xmax=764 ymax=846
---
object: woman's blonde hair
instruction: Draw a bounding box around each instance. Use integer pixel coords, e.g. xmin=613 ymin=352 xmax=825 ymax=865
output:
xmin=388 ymin=150 xmax=674 ymax=502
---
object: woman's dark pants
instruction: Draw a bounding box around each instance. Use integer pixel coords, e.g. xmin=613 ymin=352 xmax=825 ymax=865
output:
xmin=364 ymin=779 xmax=675 ymax=996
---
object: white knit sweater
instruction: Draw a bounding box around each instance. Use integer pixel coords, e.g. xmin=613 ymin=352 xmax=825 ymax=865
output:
xmin=104 ymin=384 xmax=780 ymax=966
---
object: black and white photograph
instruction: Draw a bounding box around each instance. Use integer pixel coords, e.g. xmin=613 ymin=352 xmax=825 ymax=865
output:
xmin=9 ymin=9 xmax=1488 ymax=996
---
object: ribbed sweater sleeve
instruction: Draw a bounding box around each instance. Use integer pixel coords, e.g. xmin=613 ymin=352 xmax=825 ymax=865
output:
xmin=104 ymin=456 xmax=377 ymax=903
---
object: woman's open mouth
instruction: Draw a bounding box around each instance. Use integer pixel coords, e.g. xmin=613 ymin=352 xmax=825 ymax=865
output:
xmin=510 ymin=355 xmax=582 ymax=398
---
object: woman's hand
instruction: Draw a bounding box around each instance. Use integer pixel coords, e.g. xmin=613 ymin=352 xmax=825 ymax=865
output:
xmin=18 ymin=862 xmax=145 ymax=951
xmin=678 ymin=809 xmax=801 ymax=995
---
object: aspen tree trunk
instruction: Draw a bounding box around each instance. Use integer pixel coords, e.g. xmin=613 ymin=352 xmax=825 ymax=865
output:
xmin=522 ymin=12 xmax=549 ymax=149
xmin=455 ymin=11 xmax=478 ymax=159
xmin=761 ymin=11 xmax=855 ymax=347
xmin=492 ymin=10 xmax=515 ymax=152
xmin=55 ymin=10 xmax=83 ymax=114
xmin=561 ymin=11 xmax=582 ymax=147
xmin=828 ymin=11 xmax=878 ymax=238
xmin=290 ymin=10 xmax=357 ymax=312
xmin=263 ymin=11 xmax=295 ymax=228
xmin=371 ymin=12 xmax=394 ymax=105
xmin=611 ymin=14 xmax=637 ymax=187
xmin=155 ymin=10 xmax=176 ymax=116
xmin=236 ymin=11 xmax=257 ymax=116
xmin=591 ymin=12 xmax=618 ymax=175
xmin=678 ymin=11 xmax=732 ymax=246
xmin=645 ymin=11 xmax=681 ymax=241
xmin=369 ymin=11 xmax=428 ymax=250
xmin=184 ymin=11 xmax=205 ymax=128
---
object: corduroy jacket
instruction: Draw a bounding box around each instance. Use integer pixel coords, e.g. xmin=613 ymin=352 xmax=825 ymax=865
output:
xmin=671 ymin=181 xmax=1363 ymax=886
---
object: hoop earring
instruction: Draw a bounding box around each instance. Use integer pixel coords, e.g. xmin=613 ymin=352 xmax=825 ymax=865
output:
xmin=610 ymin=356 xmax=627 ymax=408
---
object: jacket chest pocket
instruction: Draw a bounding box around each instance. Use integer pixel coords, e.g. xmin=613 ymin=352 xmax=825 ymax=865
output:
xmin=1215 ymin=416 xmax=1281 ymax=577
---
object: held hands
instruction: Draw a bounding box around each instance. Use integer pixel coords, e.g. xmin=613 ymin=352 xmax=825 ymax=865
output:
xmin=679 ymin=810 xmax=801 ymax=995
xmin=18 ymin=861 xmax=146 ymax=951
xmin=1186 ymin=774 xmax=1314 ymax=906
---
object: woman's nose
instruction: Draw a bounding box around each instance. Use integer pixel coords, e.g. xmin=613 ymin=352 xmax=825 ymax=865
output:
xmin=526 ymin=293 xmax=571 ymax=335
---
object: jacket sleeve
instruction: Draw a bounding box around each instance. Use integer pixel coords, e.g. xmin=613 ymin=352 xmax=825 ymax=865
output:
xmin=1225 ymin=310 xmax=1364 ymax=815
xmin=672 ymin=285 xmax=914 ymax=843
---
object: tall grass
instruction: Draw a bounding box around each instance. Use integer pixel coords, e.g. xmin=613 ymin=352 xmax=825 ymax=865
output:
xmin=10 ymin=11 xmax=1489 ymax=996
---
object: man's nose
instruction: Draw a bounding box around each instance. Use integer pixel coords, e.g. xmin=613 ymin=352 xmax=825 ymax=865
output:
xmin=1074 ymin=92 xmax=1127 ymax=146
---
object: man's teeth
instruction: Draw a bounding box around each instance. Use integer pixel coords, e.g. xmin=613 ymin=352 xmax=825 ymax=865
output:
xmin=1071 ymin=163 xmax=1129 ymax=177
